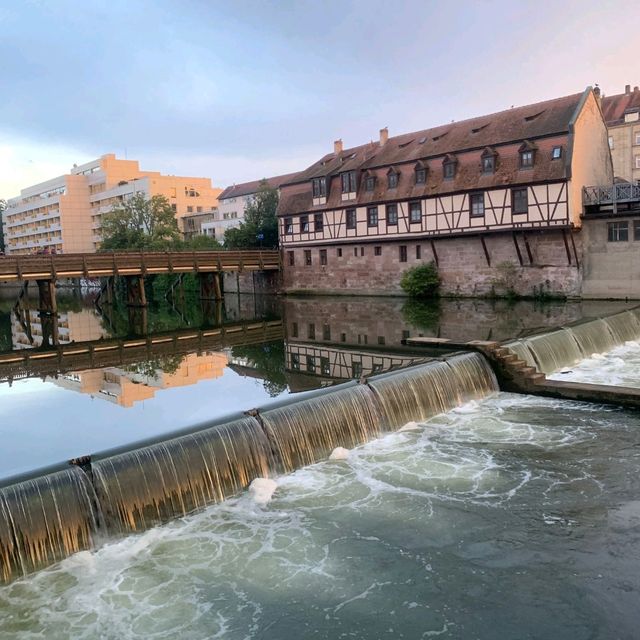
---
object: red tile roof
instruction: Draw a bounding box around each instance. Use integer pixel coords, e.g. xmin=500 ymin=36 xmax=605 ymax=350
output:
xmin=602 ymin=88 xmax=640 ymax=126
xmin=219 ymin=171 xmax=301 ymax=200
xmin=278 ymin=90 xmax=587 ymax=216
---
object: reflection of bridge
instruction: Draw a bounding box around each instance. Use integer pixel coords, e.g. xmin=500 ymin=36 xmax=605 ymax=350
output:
xmin=0 ymin=320 xmax=283 ymax=383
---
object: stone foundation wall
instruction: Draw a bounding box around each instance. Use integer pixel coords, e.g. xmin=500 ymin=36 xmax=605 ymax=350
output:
xmin=282 ymin=229 xmax=582 ymax=298
xmin=223 ymin=270 xmax=280 ymax=295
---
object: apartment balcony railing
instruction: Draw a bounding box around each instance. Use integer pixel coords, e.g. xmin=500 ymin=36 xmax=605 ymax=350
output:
xmin=583 ymin=183 xmax=640 ymax=214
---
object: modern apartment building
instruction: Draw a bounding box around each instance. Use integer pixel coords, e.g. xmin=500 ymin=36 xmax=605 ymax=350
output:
xmin=3 ymin=154 xmax=222 ymax=254
xmin=278 ymin=87 xmax=612 ymax=298
xmin=212 ymin=172 xmax=299 ymax=242
xmin=602 ymin=84 xmax=640 ymax=183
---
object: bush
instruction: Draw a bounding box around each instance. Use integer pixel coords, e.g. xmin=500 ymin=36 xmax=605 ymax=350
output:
xmin=400 ymin=262 xmax=440 ymax=298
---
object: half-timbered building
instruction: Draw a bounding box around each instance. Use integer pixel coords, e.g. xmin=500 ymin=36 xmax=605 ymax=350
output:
xmin=277 ymin=87 xmax=612 ymax=297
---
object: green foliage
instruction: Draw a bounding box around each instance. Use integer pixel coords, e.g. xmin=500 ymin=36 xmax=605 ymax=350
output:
xmin=99 ymin=194 xmax=181 ymax=251
xmin=231 ymin=340 xmax=287 ymax=396
xmin=0 ymin=310 xmax=11 ymax=352
xmin=400 ymin=262 xmax=440 ymax=298
xmin=182 ymin=234 xmax=223 ymax=250
xmin=224 ymin=180 xmax=279 ymax=248
xmin=124 ymin=355 xmax=185 ymax=378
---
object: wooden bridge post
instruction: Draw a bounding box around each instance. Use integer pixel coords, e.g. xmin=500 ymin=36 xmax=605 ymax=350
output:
xmin=199 ymin=272 xmax=223 ymax=301
xmin=125 ymin=275 xmax=147 ymax=307
xmin=36 ymin=279 xmax=57 ymax=315
xmin=128 ymin=306 xmax=148 ymax=336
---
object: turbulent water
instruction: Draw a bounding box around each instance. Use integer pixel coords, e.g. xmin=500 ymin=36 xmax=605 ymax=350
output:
xmin=1 ymin=393 xmax=639 ymax=640
xmin=548 ymin=340 xmax=640 ymax=388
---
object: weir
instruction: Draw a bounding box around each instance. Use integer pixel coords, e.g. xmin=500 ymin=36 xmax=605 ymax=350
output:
xmin=0 ymin=352 xmax=499 ymax=584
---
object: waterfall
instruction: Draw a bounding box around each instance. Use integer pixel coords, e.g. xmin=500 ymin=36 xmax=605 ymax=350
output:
xmin=261 ymin=385 xmax=381 ymax=473
xmin=0 ymin=467 xmax=99 ymax=584
xmin=91 ymin=417 xmax=273 ymax=535
xmin=504 ymin=309 xmax=640 ymax=375
xmin=368 ymin=353 xmax=498 ymax=428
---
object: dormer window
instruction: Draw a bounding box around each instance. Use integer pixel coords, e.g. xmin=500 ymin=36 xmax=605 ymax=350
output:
xmin=341 ymin=171 xmax=357 ymax=193
xmin=519 ymin=140 xmax=537 ymax=169
xmin=387 ymin=169 xmax=399 ymax=189
xmin=481 ymin=147 xmax=497 ymax=174
xmin=552 ymin=146 xmax=562 ymax=160
xmin=312 ymin=177 xmax=327 ymax=198
xmin=365 ymin=175 xmax=376 ymax=192
xmin=443 ymin=154 xmax=457 ymax=179
xmin=414 ymin=162 xmax=427 ymax=184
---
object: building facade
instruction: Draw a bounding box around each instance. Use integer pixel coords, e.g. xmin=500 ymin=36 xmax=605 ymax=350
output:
xmin=182 ymin=210 xmax=218 ymax=240
xmin=212 ymin=172 xmax=299 ymax=242
xmin=602 ymin=84 xmax=640 ymax=183
xmin=278 ymin=88 xmax=612 ymax=297
xmin=3 ymin=154 xmax=222 ymax=254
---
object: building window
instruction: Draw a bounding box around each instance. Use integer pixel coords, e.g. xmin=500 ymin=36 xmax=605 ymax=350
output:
xmin=346 ymin=208 xmax=356 ymax=229
xmin=520 ymin=149 xmax=534 ymax=169
xmin=337 ymin=247 xmax=343 ymax=257
xmin=308 ymin=323 xmax=316 ymax=339
xmin=306 ymin=356 xmax=316 ymax=373
xmin=320 ymin=249 xmax=327 ymax=265
xmin=312 ymin=177 xmax=326 ymax=198
xmin=386 ymin=203 xmax=398 ymax=225
xmin=354 ymin=247 xmax=358 ymax=257
xmin=608 ymin=221 xmax=629 ymax=242
xmin=291 ymin=354 xmax=300 ymax=370
xmin=399 ymin=245 xmax=408 ymax=262
xmin=636 ymin=155 xmax=640 ymax=169
xmin=367 ymin=206 xmax=378 ymax=226
xmin=415 ymin=245 xmax=421 ymax=260
xmin=481 ymin=155 xmax=495 ymax=174
xmin=388 ymin=171 xmax=399 ymax=189
xmin=300 ymin=215 xmax=309 ymax=232
xmin=287 ymin=251 xmax=294 ymax=266
xmin=443 ymin=161 xmax=456 ymax=179
xmin=634 ymin=220 xmax=640 ymax=241
xmin=365 ymin=175 xmax=376 ymax=191
xmin=511 ymin=188 xmax=528 ymax=214
xmin=304 ymin=249 xmax=312 ymax=265
xmin=352 ymin=362 xmax=362 ymax=379
xmin=409 ymin=201 xmax=421 ymax=223
xmin=415 ymin=167 xmax=427 ymax=184
xmin=341 ymin=171 xmax=357 ymax=193
xmin=171 ymin=204 xmax=177 ymax=212
xmin=314 ymin=213 xmax=323 ymax=231
xmin=378 ymin=336 xmax=385 ymax=345
xmin=360 ymin=246 xmax=364 ymax=256
xmin=321 ymin=357 xmax=330 ymax=376
xmin=608 ymin=136 xmax=614 ymax=149
xmin=196 ymin=206 xmax=203 ymax=213
xmin=285 ymin=217 xmax=293 ymax=234
xmin=374 ymin=246 xmax=382 ymax=256
xmin=187 ymin=206 xmax=193 ymax=213
xmin=470 ymin=192 xmax=485 ymax=217
xmin=635 ymin=133 xmax=640 ymax=146
xmin=292 ymin=322 xmax=298 ymax=338
xmin=323 ymin=324 xmax=331 ymax=340
xmin=552 ymin=146 xmax=562 ymax=160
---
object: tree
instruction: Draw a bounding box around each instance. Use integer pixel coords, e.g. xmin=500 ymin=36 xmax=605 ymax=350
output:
xmin=100 ymin=193 xmax=181 ymax=251
xmin=0 ymin=199 xmax=6 ymax=253
xmin=224 ymin=180 xmax=279 ymax=248
xmin=400 ymin=262 xmax=440 ymax=298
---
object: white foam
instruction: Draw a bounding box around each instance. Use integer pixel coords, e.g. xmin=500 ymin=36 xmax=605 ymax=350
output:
xmin=329 ymin=446 xmax=350 ymax=460
xmin=398 ymin=421 xmax=420 ymax=432
xmin=249 ymin=478 xmax=278 ymax=504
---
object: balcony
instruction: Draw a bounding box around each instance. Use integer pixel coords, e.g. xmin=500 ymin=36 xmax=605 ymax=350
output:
xmin=583 ymin=183 xmax=640 ymax=216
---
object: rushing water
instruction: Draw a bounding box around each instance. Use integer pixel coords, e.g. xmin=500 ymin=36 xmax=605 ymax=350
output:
xmin=0 ymin=393 xmax=639 ymax=639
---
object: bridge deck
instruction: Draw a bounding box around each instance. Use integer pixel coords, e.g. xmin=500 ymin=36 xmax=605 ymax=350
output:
xmin=0 ymin=250 xmax=281 ymax=282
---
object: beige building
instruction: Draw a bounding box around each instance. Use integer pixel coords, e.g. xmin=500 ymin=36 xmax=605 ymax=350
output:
xmin=3 ymin=154 xmax=222 ymax=254
xmin=602 ymin=85 xmax=640 ymax=183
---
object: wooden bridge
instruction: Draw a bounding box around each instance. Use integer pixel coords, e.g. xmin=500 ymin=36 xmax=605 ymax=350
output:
xmin=0 ymin=250 xmax=281 ymax=282
xmin=0 ymin=250 xmax=281 ymax=311
xmin=0 ymin=319 xmax=283 ymax=383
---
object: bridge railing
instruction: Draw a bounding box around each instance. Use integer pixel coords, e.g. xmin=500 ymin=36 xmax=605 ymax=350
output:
xmin=583 ymin=183 xmax=640 ymax=207
xmin=0 ymin=250 xmax=281 ymax=281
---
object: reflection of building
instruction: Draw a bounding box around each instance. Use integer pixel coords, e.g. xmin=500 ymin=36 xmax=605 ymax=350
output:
xmin=51 ymin=352 xmax=228 ymax=407
xmin=11 ymin=308 xmax=106 ymax=349
xmin=602 ymin=85 xmax=640 ymax=183
xmin=3 ymin=154 xmax=222 ymax=254
xmin=278 ymin=87 xmax=612 ymax=297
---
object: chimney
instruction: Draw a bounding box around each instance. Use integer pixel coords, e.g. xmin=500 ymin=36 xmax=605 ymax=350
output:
xmin=635 ymin=86 xmax=639 ymax=93
xmin=379 ymin=127 xmax=389 ymax=146
xmin=334 ymin=139 xmax=343 ymax=155
xmin=625 ymin=84 xmax=631 ymax=95
xmin=593 ymin=84 xmax=602 ymax=106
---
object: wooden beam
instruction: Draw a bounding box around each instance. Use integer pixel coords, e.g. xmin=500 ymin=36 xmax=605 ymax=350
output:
xmin=512 ymin=231 xmax=524 ymax=266
xmin=480 ymin=235 xmax=491 ymax=266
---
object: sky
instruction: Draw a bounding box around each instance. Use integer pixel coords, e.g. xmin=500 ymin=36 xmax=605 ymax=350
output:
xmin=1 ymin=0 xmax=639 ymax=198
